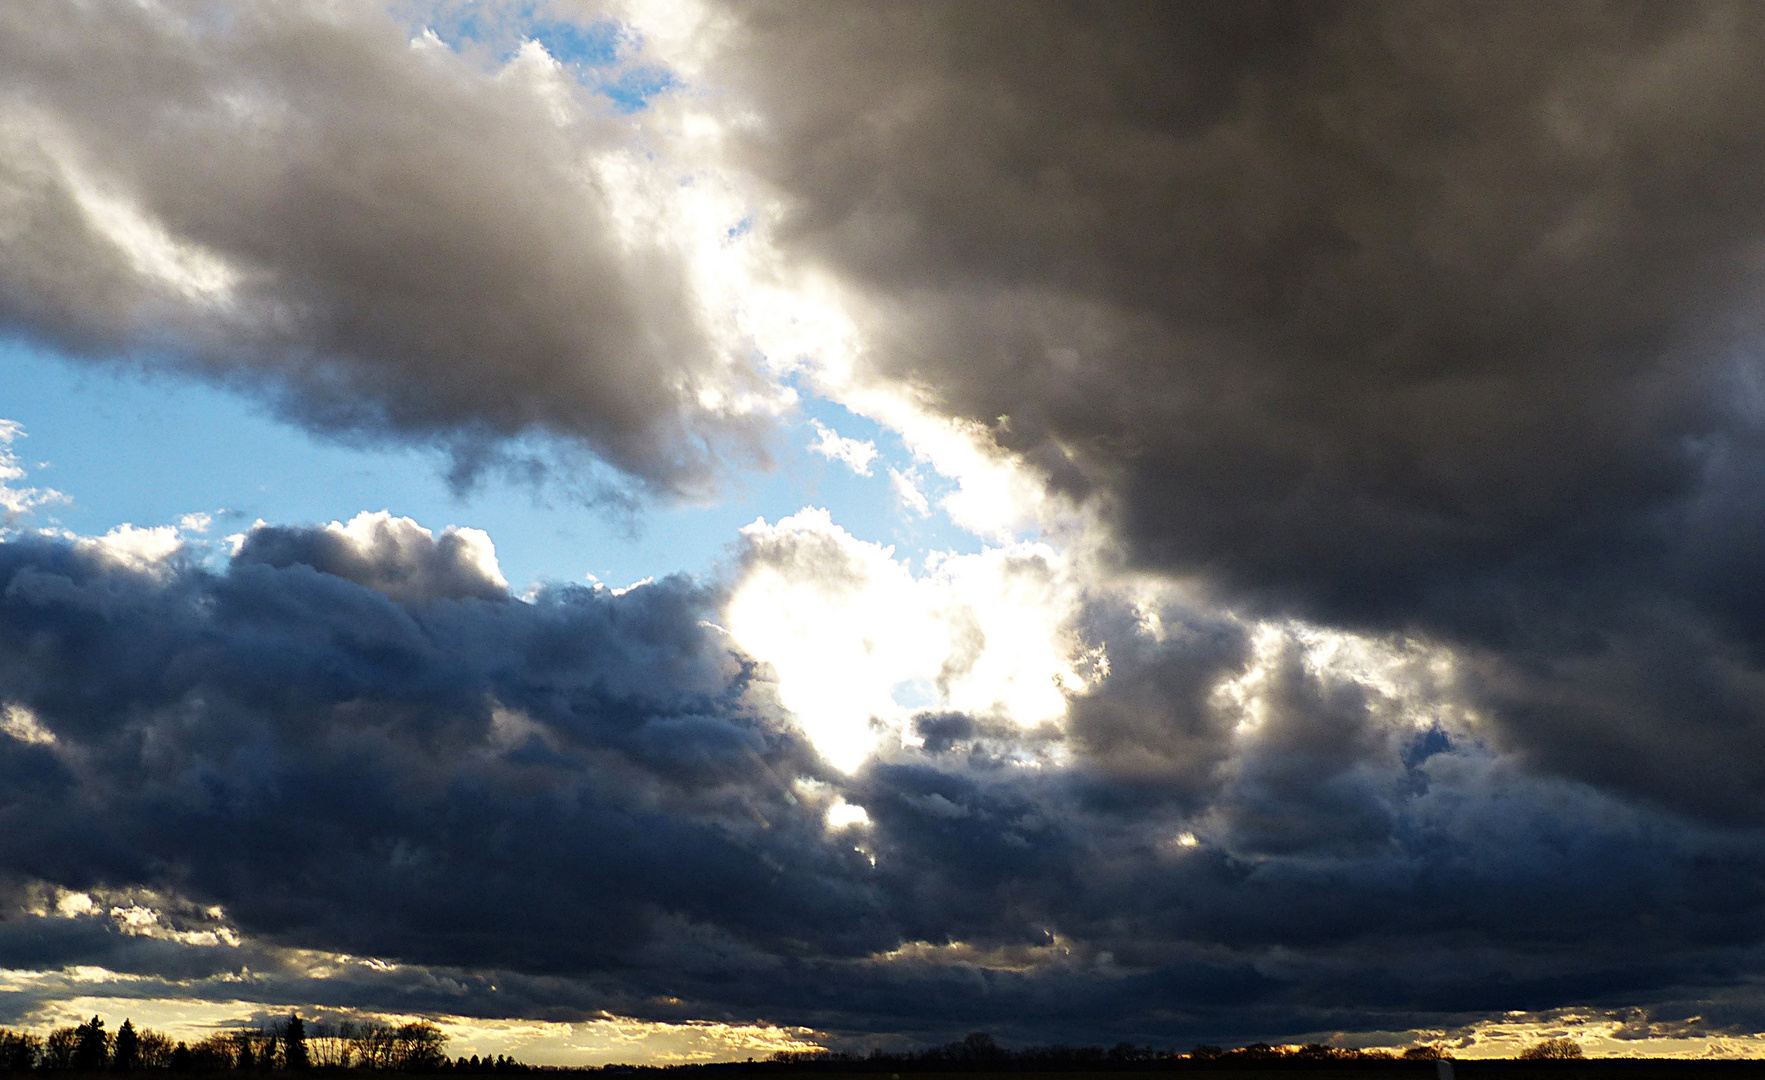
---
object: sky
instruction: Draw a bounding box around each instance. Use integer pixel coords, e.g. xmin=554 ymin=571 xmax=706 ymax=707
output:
xmin=9 ymin=0 xmax=1765 ymax=1065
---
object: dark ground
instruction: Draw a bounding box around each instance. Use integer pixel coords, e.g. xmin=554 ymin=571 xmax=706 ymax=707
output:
xmin=617 ymin=1065 xmax=1764 ymax=1079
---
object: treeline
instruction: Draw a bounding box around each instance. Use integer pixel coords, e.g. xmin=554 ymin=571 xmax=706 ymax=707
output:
xmin=754 ymin=1033 xmax=1458 ymax=1071
xmin=750 ymin=1032 xmax=1605 ymax=1069
xmin=0 ymin=1015 xmax=532 ymax=1074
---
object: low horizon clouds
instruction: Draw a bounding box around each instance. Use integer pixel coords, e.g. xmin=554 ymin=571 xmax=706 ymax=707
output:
xmin=9 ymin=0 xmax=1765 ymax=1062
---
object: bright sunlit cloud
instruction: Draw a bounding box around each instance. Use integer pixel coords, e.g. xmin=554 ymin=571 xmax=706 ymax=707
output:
xmin=806 ymin=420 xmax=877 ymax=476
xmin=725 ymin=508 xmax=1099 ymax=771
xmin=10 ymin=0 xmax=1765 ymax=1062
xmin=63 ymin=170 xmax=241 ymax=305
xmin=71 ymin=523 xmax=184 ymax=575
xmin=0 ymin=702 xmax=54 ymax=746
xmin=824 ymin=798 xmax=871 ymax=830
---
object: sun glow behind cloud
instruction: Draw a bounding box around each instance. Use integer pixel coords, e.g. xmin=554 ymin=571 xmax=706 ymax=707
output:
xmin=726 ymin=508 xmax=1097 ymax=771
xmin=12 ymin=0 xmax=1765 ymax=1063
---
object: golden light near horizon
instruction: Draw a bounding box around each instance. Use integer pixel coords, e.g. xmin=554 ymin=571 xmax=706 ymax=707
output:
xmin=10 ymin=0 xmax=1765 ymax=1064
xmin=1 ymin=995 xmax=827 ymax=1068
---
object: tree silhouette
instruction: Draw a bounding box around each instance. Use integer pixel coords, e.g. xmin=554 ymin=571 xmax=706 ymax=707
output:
xmin=112 ymin=1020 xmax=138 ymax=1072
xmin=1518 ymin=1037 xmax=1584 ymax=1060
xmin=0 ymin=1029 xmax=43 ymax=1072
xmin=394 ymin=1022 xmax=449 ymax=1071
xmin=41 ymin=1028 xmax=79 ymax=1071
xmin=283 ymin=1014 xmax=309 ymax=1071
xmin=188 ymin=1035 xmax=237 ymax=1071
xmin=961 ymin=1034 xmax=998 ymax=1059
xmin=72 ymin=1018 xmax=109 ymax=1072
xmin=132 ymin=1029 xmax=174 ymax=1071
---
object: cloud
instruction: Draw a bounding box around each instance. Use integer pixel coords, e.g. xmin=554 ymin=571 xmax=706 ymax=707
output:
xmin=0 ymin=421 xmax=66 ymax=523
xmin=4 ymin=520 xmax=1765 ymax=1047
xmin=700 ymin=0 xmax=1765 ymax=820
xmin=726 ymin=508 xmax=1095 ymax=770
xmin=0 ymin=2 xmax=781 ymax=499
xmin=807 ymin=421 xmax=878 ymax=476
xmin=14 ymin=0 xmax=1765 ymax=1055
xmin=235 ymin=511 xmax=508 ymax=604
xmin=0 ymin=703 xmax=53 ymax=746
xmin=888 ymin=467 xmax=930 ymax=517
xmin=72 ymin=524 xmax=184 ymax=577
xmin=0 ymin=524 xmax=868 ymax=982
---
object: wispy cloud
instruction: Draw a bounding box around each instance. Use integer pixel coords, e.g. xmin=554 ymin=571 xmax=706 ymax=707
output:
xmin=888 ymin=467 xmax=930 ymax=517
xmin=807 ymin=421 xmax=878 ymax=476
xmin=0 ymin=421 xmax=67 ymax=524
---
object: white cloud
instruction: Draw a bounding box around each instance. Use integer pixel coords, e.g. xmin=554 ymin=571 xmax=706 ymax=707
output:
xmin=807 ymin=420 xmax=877 ymax=475
xmin=0 ymin=420 xmax=67 ymax=523
xmin=326 ymin=511 xmax=508 ymax=594
xmin=74 ymin=523 xmax=183 ymax=575
xmin=609 ymin=576 xmax=653 ymax=596
xmin=888 ymin=466 xmax=930 ymax=516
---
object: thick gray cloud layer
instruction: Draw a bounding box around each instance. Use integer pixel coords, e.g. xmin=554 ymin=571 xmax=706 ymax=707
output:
xmin=0 ymin=1 xmax=766 ymax=496
xmin=709 ymin=0 xmax=1765 ymax=820
xmin=13 ymin=0 xmax=1765 ymax=1051
xmin=5 ymin=528 xmax=1765 ymax=1047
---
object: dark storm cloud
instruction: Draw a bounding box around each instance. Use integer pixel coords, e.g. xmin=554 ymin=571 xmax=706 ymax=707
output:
xmin=712 ymin=1 xmax=1765 ymax=818
xmin=0 ymin=530 xmax=877 ymax=981
xmin=0 ymin=1 xmax=767 ymax=497
xmin=16 ymin=0 xmax=1765 ymax=1041
xmin=1062 ymin=600 xmax=1249 ymax=811
xmin=11 ymin=526 xmax=1765 ymax=1047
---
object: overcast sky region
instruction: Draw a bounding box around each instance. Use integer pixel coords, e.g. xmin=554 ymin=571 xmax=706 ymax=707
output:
xmin=13 ymin=0 xmax=1765 ymax=1065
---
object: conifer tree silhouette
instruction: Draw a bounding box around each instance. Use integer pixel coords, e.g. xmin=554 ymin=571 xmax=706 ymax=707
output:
xmin=111 ymin=1020 xmax=138 ymax=1072
xmin=283 ymin=1014 xmax=309 ymax=1071
xmin=72 ymin=1018 xmax=108 ymax=1072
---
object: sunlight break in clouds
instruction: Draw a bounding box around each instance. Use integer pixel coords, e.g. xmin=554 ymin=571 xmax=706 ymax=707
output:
xmin=726 ymin=508 xmax=1097 ymax=771
xmin=17 ymin=0 xmax=1765 ymax=1062
xmin=613 ymin=7 xmax=1073 ymax=545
